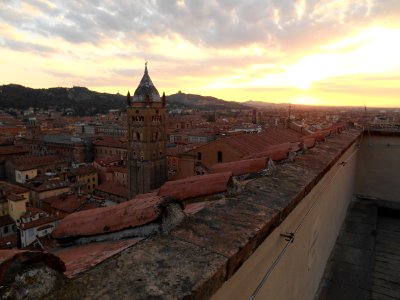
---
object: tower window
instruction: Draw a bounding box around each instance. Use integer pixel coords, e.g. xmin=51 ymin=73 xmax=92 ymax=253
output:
xmin=156 ymin=110 xmax=158 ymax=114
xmin=136 ymin=110 xmax=139 ymax=114
xmin=197 ymin=152 xmax=202 ymax=160
xmin=136 ymin=132 xmax=140 ymax=140
xmin=155 ymin=132 xmax=159 ymax=140
xmin=217 ymin=151 xmax=222 ymax=163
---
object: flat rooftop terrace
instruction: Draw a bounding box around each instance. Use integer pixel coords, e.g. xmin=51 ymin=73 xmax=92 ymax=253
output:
xmin=317 ymin=199 xmax=400 ymax=300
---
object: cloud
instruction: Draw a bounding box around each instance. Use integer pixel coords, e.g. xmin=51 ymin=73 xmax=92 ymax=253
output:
xmin=2 ymin=0 xmax=398 ymax=51
xmin=2 ymin=37 xmax=56 ymax=55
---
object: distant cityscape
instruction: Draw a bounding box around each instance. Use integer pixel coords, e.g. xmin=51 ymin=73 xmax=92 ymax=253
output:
xmin=0 ymin=66 xmax=399 ymax=298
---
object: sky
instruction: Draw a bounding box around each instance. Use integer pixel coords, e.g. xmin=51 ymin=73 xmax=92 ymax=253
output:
xmin=1 ymin=0 xmax=400 ymax=107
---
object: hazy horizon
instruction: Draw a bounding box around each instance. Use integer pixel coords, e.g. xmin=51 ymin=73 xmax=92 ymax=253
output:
xmin=1 ymin=1 xmax=400 ymax=108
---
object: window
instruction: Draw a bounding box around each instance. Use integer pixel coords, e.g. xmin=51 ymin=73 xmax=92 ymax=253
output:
xmin=197 ymin=152 xmax=202 ymax=160
xmin=136 ymin=132 xmax=140 ymax=141
xmin=3 ymin=226 xmax=8 ymax=234
xmin=217 ymin=151 xmax=223 ymax=163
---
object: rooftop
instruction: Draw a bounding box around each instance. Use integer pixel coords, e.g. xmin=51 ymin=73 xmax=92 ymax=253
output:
xmin=316 ymin=199 xmax=400 ymax=299
xmin=10 ymin=155 xmax=67 ymax=171
xmin=43 ymin=128 xmax=360 ymax=299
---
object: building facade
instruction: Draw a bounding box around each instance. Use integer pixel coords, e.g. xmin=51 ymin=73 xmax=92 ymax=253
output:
xmin=127 ymin=64 xmax=167 ymax=198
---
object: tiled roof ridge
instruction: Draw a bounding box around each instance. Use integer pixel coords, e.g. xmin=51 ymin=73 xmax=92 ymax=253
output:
xmin=51 ymin=195 xmax=168 ymax=240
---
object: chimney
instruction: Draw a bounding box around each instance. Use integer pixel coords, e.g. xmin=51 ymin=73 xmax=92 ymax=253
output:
xmin=162 ymin=92 xmax=166 ymax=108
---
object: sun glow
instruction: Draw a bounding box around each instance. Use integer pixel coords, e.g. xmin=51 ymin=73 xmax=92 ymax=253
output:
xmin=1 ymin=0 xmax=400 ymax=107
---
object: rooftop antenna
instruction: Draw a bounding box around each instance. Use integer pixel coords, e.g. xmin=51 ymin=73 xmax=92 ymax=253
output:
xmin=359 ymin=102 xmax=371 ymax=148
xmin=287 ymin=103 xmax=292 ymax=128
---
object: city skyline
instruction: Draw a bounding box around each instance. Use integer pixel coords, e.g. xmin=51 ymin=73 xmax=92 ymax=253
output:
xmin=1 ymin=0 xmax=400 ymax=107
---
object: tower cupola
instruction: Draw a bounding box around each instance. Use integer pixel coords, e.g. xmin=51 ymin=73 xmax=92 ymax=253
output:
xmin=132 ymin=62 xmax=161 ymax=103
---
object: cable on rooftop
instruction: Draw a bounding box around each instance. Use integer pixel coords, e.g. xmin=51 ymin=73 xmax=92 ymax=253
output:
xmin=249 ymin=147 xmax=359 ymax=300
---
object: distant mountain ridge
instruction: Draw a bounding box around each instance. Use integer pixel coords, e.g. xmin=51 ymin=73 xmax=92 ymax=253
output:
xmin=243 ymin=100 xmax=289 ymax=109
xmin=0 ymin=84 xmax=249 ymax=116
xmin=0 ymin=84 xmax=125 ymax=116
xmin=166 ymin=91 xmax=247 ymax=111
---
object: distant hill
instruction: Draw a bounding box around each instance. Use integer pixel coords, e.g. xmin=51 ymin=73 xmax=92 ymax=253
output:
xmin=0 ymin=85 xmax=250 ymax=116
xmin=243 ymin=100 xmax=289 ymax=109
xmin=0 ymin=84 xmax=126 ymax=116
xmin=166 ymin=92 xmax=248 ymax=111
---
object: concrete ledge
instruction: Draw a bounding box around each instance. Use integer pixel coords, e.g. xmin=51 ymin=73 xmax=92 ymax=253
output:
xmin=47 ymin=130 xmax=361 ymax=299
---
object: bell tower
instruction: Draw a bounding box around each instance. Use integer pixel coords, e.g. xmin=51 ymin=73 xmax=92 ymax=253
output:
xmin=127 ymin=63 xmax=167 ymax=198
xmin=26 ymin=117 xmax=40 ymax=140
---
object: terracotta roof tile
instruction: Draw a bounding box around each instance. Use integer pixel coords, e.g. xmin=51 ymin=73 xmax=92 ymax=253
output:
xmin=244 ymin=143 xmax=294 ymax=161
xmin=54 ymin=238 xmax=142 ymax=278
xmin=0 ymin=146 xmax=28 ymax=156
xmin=52 ymin=196 xmax=163 ymax=239
xmin=10 ymin=155 xmax=67 ymax=171
xmin=94 ymin=156 xmax=124 ymax=167
xmin=95 ymin=182 xmax=128 ymax=198
xmin=189 ymin=128 xmax=304 ymax=158
xmin=93 ymin=136 xmax=127 ymax=148
xmin=20 ymin=215 xmax=61 ymax=230
xmin=210 ymin=158 xmax=267 ymax=176
xmin=0 ymin=234 xmax=18 ymax=249
xmin=158 ymin=172 xmax=232 ymax=201
xmin=0 ymin=181 xmax=29 ymax=194
xmin=106 ymin=165 xmax=128 ymax=174
xmin=23 ymin=179 xmax=70 ymax=192
xmin=0 ymin=215 xmax=14 ymax=227
xmin=49 ymin=194 xmax=88 ymax=214
xmin=69 ymin=165 xmax=97 ymax=176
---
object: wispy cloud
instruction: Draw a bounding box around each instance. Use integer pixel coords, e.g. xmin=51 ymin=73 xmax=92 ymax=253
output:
xmin=0 ymin=0 xmax=400 ymax=106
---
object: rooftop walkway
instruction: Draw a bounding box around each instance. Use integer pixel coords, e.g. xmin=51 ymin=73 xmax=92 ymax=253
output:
xmin=316 ymin=199 xmax=400 ymax=300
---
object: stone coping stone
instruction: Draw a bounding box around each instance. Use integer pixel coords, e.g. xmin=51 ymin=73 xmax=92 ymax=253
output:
xmin=47 ymin=130 xmax=360 ymax=299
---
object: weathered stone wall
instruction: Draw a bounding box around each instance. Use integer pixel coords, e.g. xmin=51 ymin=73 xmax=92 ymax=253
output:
xmin=355 ymin=134 xmax=400 ymax=203
xmin=212 ymin=141 xmax=358 ymax=300
xmin=46 ymin=130 xmax=360 ymax=299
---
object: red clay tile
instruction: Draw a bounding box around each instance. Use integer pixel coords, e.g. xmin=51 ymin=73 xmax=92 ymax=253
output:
xmin=52 ymin=196 xmax=162 ymax=239
xmin=158 ymin=172 xmax=232 ymax=201
xmin=54 ymin=238 xmax=142 ymax=278
xmin=210 ymin=158 xmax=267 ymax=176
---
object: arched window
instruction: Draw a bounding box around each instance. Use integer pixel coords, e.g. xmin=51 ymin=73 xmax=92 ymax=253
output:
xmin=136 ymin=132 xmax=140 ymax=141
xmin=217 ymin=151 xmax=223 ymax=163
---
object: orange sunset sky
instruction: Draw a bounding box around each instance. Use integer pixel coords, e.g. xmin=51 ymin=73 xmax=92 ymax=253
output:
xmin=1 ymin=0 xmax=400 ymax=107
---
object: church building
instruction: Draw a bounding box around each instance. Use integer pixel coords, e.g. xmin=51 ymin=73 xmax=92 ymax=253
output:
xmin=127 ymin=63 xmax=167 ymax=198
